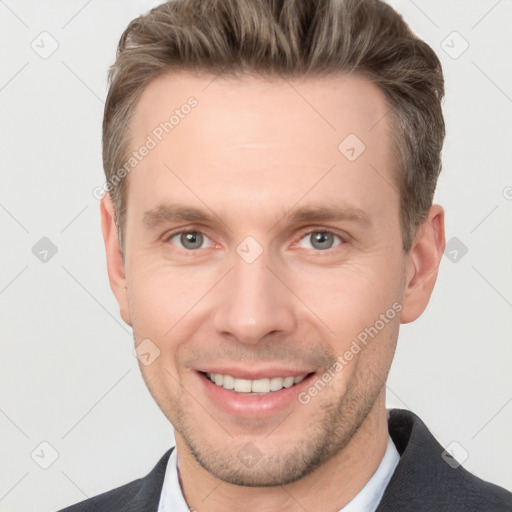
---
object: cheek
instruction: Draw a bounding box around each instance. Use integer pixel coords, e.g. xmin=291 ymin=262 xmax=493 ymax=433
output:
xmin=291 ymin=260 xmax=401 ymax=335
xmin=126 ymin=261 xmax=221 ymax=343
xmin=127 ymin=278 xmax=171 ymax=336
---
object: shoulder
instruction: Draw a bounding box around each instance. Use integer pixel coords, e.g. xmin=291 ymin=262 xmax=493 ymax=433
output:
xmin=56 ymin=447 xmax=174 ymax=512
xmin=378 ymin=409 xmax=512 ymax=511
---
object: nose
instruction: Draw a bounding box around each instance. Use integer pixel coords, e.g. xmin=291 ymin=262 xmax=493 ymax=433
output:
xmin=212 ymin=251 xmax=297 ymax=345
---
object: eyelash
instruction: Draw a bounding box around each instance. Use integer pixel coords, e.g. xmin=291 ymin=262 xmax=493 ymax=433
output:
xmin=164 ymin=227 xmax=346 ymax=254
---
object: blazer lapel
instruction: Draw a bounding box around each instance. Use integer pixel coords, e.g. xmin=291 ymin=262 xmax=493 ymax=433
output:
xmin=124 ymin=447 xmax=174 ymax=512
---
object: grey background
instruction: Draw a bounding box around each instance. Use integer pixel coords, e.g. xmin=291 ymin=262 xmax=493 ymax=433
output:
xmin=1 ymin=1 xmax=511 ymax=511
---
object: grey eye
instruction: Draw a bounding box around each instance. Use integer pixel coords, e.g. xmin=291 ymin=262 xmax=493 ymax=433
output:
xmin=170 ymin=231 xmax=209 ymax=250
xmin=299 ymin=231 xmax=341 ymax=251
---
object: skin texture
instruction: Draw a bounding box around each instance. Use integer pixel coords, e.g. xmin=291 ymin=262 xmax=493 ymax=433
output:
xmin=101 ymin=71 xmax=445 ymax=512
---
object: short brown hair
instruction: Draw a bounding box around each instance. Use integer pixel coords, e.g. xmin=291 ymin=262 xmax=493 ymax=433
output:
xmin=103 ymin=0 xmax=445 ymax=254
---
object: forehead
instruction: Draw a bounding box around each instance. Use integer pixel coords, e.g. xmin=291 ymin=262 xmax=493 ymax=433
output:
xmin=132 ymin=70 xmax=391 ymax=148
xmin=125 ymin=70 xmax=398 ymax=227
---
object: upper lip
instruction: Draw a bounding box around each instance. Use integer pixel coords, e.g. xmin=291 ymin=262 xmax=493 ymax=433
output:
xmin=197 ymin=367 xmax=316 ymax=380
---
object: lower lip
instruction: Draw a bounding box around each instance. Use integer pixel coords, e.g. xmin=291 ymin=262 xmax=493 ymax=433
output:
xmin=197 ymin=372 xmax=315 ymax=418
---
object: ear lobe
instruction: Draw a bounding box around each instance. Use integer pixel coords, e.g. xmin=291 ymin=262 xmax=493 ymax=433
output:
xmin=400 ymin=204 xmax=445 ymax=324
xmin=100 ymin=195 xmax=132 ymax=327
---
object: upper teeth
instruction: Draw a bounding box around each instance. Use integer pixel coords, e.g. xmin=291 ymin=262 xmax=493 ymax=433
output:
xmin=206 ymin=373 xmax=307 ymax=393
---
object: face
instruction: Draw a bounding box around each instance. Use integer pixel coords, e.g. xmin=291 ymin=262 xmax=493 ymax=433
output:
xmin=103 ymin=71 xmax=440 ymax=486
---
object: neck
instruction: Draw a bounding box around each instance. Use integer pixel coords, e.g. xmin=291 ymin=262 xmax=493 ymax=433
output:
xmin=175 ymin=393 xmax=389 ymax=512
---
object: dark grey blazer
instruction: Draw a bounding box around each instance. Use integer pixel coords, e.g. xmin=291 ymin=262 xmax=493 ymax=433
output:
xmin=58 ymin=409 xmax=512 ymax=511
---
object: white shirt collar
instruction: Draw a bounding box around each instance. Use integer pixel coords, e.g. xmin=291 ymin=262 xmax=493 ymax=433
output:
xmin=157 ymin=436 xmax=399 ymax=512
xmin=157 ymin=445 xmax=189 ymax=512
xmin=339 ymin=436 xmax=399 ymax=512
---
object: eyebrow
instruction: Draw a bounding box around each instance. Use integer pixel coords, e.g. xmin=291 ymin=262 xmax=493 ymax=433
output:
xmin=286 ymin=205 xmax=371 ymax=226
xmin=143 ymin=205 xmax=217 ymax=229
xmin=142 ymin=203 xmax=372 ymax=230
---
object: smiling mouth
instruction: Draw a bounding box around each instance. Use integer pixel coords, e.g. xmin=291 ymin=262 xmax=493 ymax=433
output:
xmin=200 ymin=371 xmax=316 ymax=395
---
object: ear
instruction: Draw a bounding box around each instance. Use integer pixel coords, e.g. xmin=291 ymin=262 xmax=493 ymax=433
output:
xmin=100 ymin=195 xmax=132 ymax=326
xmin=401 ymin=204 xmax=445 ymax=324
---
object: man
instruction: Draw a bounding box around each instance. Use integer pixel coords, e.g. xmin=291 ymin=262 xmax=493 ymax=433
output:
xmin=59 ymin=0 xmax=512 ymax=510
